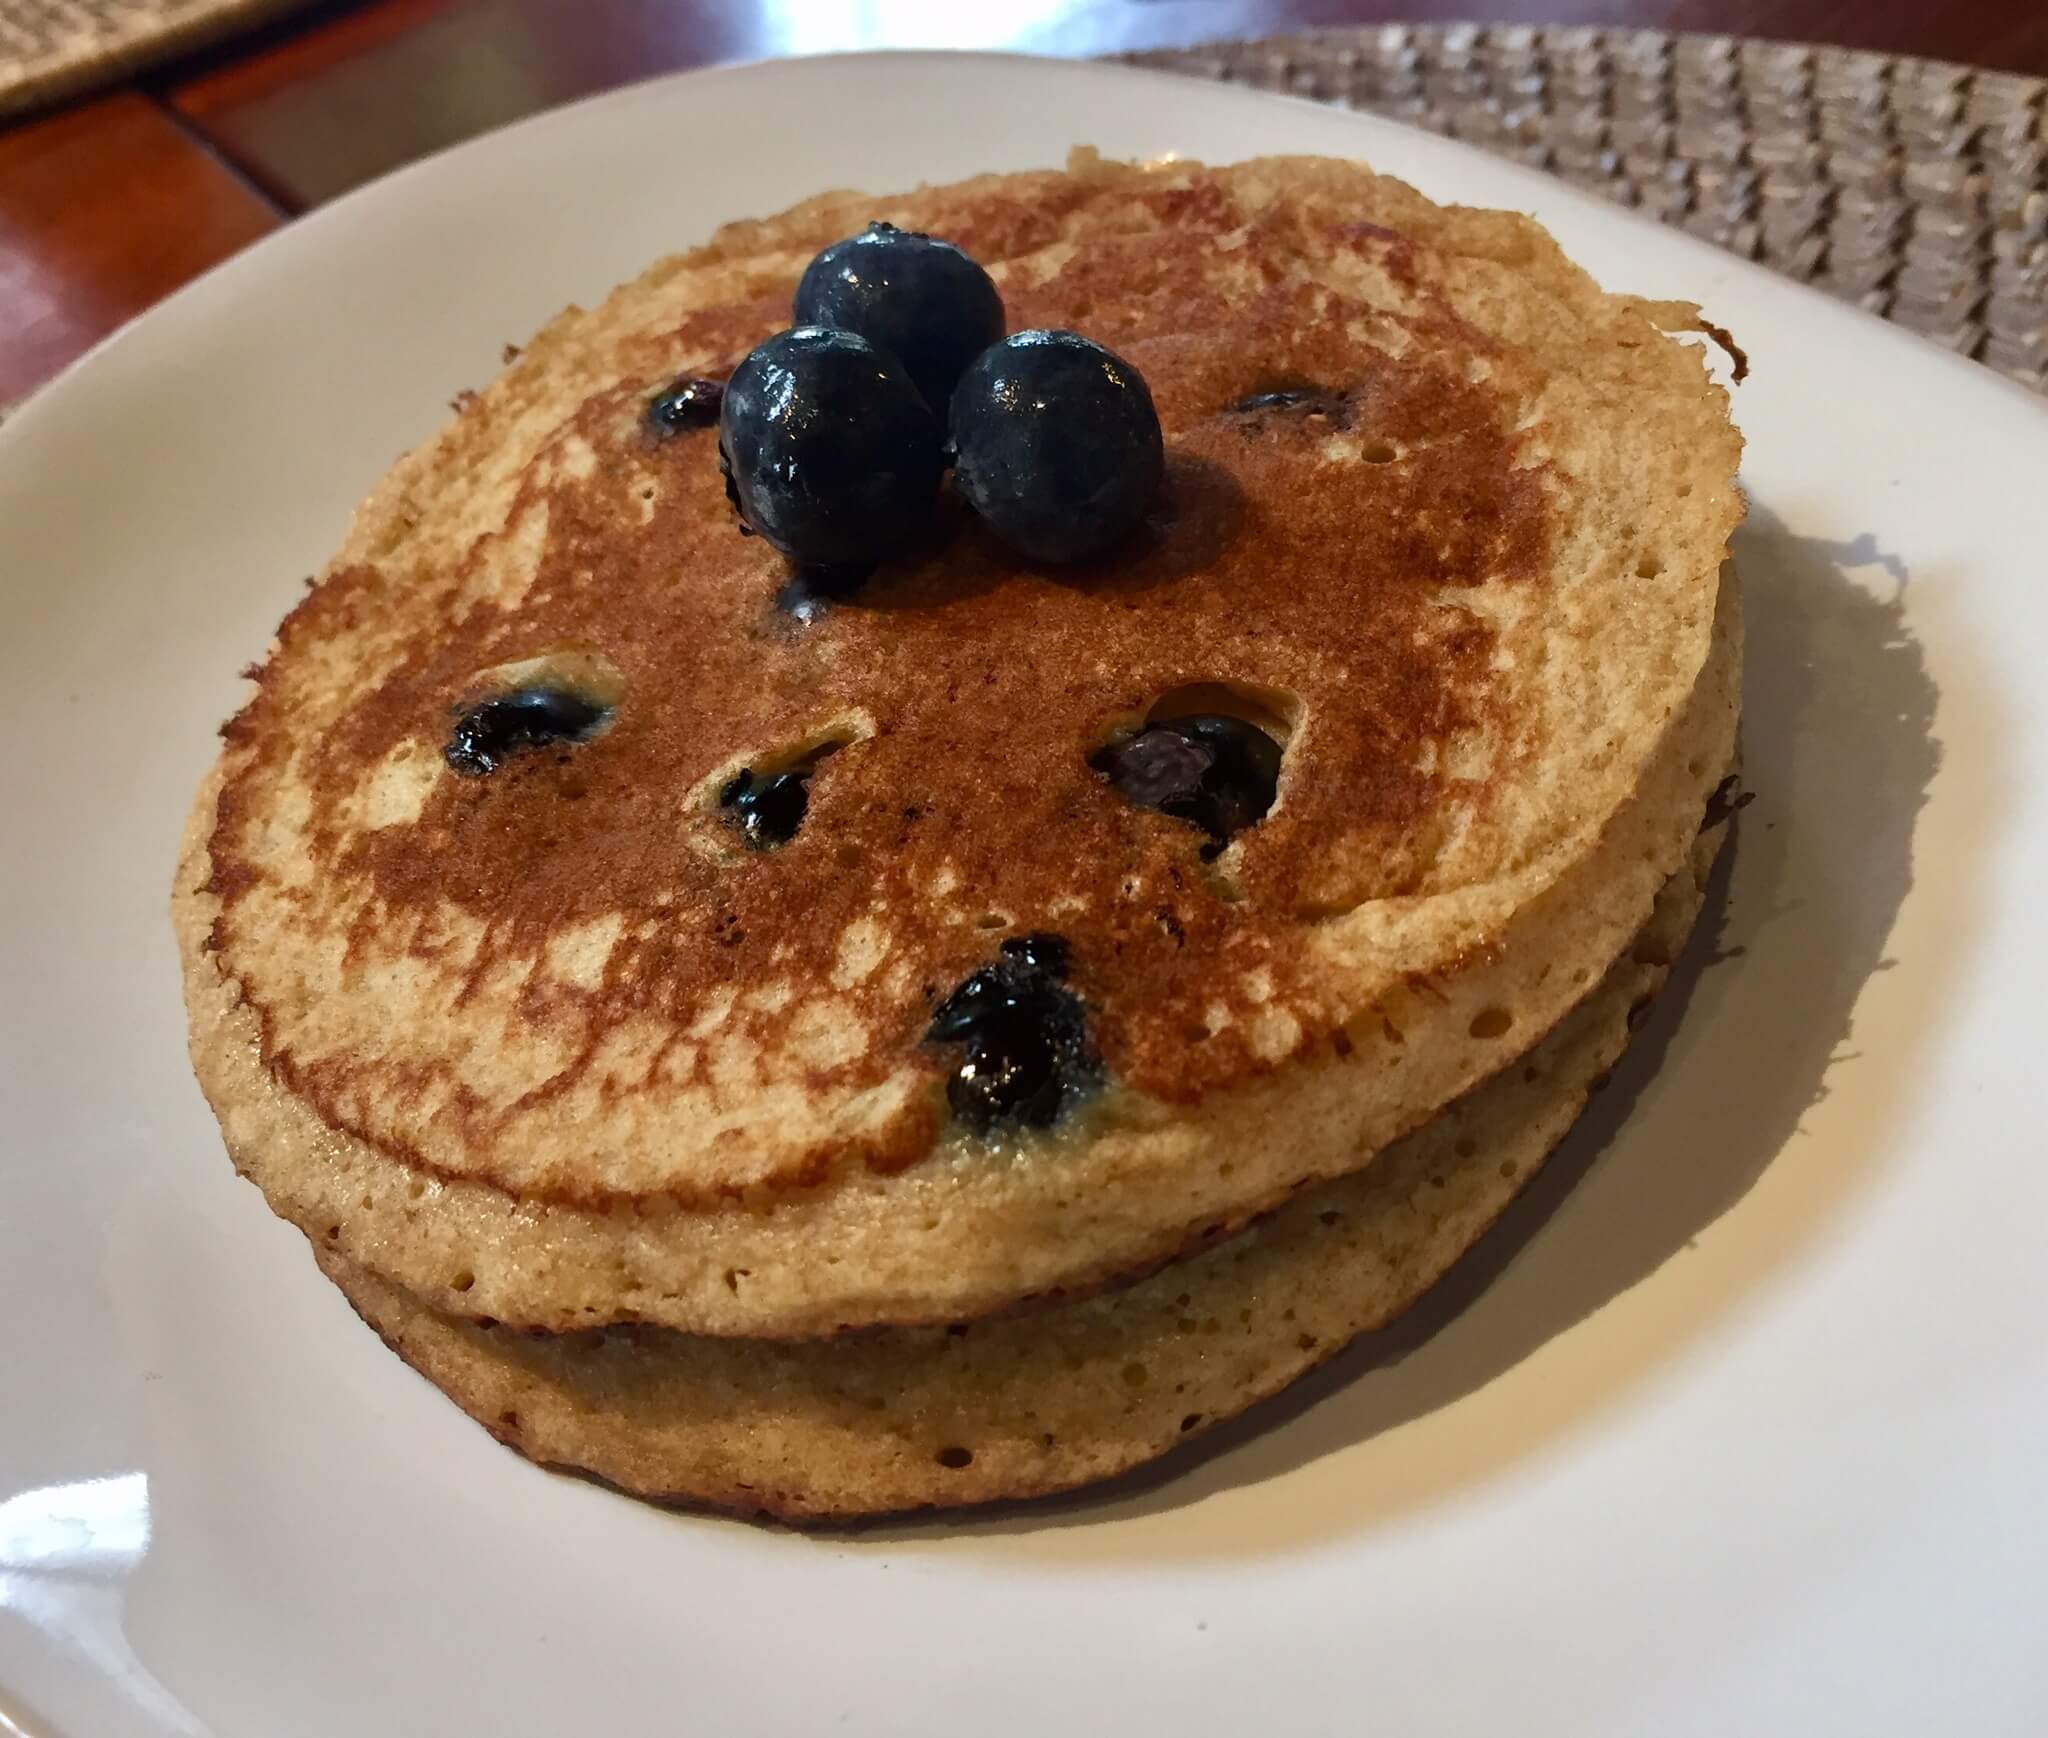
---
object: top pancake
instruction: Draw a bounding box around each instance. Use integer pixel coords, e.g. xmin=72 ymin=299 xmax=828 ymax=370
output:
xmin=183 ymin=151 xmax=1743 ymax=1335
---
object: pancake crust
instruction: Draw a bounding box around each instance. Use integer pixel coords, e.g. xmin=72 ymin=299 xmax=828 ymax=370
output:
xmin=180 ymin=152 xmax=1744 ymax=1336
xmin=314 ymin=802 xmax=1731 ymax=1521
xmin=180 ymin=567 xmax=1737 ymax=1337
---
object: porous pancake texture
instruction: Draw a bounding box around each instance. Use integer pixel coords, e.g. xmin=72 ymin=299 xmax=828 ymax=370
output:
xmin=318 ymin=806 xmax=1731 ymax=1521
xmin=179 ymin=151 xmax=1744 ymax=1341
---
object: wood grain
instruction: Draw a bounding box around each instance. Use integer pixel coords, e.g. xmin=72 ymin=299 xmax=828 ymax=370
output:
xmin=5 ymin=0 xmax=2042 ymax=398
xmin=0 ymin=92 xmax=280 ymax=403
xmin=165 ymin=0 xmax=2048 ymax=212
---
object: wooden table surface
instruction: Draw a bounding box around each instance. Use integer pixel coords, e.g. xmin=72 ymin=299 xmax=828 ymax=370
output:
xmin=5 ymin=0 xmax=2047 ymax=404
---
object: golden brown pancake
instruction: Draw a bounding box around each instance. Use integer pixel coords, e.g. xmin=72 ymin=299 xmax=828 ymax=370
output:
xmin=311 ymin=796 xmax=1733 ymax=1521
xmin=177 ymin=152 xmax=1743 ymax=1337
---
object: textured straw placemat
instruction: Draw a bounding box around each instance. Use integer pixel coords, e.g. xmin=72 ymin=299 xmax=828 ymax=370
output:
xmin=1123 ymin=26 xmax=2048 ymax=393
xmin=0 ymin=0 xmax=307 ymax=118
xmin=2 ymin=21 xmax=2044 ymax=404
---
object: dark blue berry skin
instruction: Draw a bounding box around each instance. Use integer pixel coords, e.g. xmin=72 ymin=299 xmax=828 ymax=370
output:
xmin=794 ymin=222 xmax=1005 ymax=414
xmin=926 ymin=934 xmax=1097 ymax=1131
xmin=950 ymin=330 xmax=1165 ymax=564
xmin=445 ymin=688 xmax=610 ymax=777
xmin=719 ymin=768 xmax=810 ymax=849
xmin=1090 ymin=714 xmax=1282 ymax=850
xmin=1229 ymin=384 xmax=1345 ymax=419
xmin=647 ymin=374 xmax=724 ymax=433
xmin=718 ymin=327 xmax=945 ymax=569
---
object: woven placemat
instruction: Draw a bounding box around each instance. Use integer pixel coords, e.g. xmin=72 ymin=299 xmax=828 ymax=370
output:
xmin=0 ymin=0 xmax=307 ymax=118
xmin=3 ymin=22 xmax=2043 ymax=404
xmin=1123 ymin=26 xmax=2048 ymax=393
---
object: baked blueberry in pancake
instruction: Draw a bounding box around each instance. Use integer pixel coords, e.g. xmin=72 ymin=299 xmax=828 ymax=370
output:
xmin=312 ymin=799 xmax=1734 ymax=1520
xmin=177 ymin=152 xmax=1743 ymax=1378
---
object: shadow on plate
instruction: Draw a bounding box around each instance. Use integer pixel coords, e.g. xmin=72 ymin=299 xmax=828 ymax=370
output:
xmin=864 ymin=508 xmax=1966 ymax=1558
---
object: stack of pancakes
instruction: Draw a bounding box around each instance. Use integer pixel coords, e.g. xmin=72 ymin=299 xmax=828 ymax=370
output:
xmin=175 ymin=152 xmax=1744 ymax=1520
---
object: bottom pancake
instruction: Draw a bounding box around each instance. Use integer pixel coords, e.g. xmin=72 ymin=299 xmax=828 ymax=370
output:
xmin=311 ymin=802 xmax=1730 ymax=1522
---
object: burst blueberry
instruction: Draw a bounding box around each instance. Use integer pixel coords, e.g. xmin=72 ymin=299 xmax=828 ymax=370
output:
xmin=1091 ymin=714 xmax=1283 ymax=850
xmin=444 ymin=687 xmax=610 ymax=777
xmin=646 ymin=374 xmax=724 ymax=433
xmin=719 ymin=768 xmax=811 ymax=849
xmin=950 ymin=330 xmax=1164 ymax=564
xmin=1228 ymin=384 xmax=1346 ymax=419
xmin=926 ymin=933 xmax=1098 ymax=1131
xmin=997 ymin=932 xmax=1070 ymax=977
xmin=794 ymin=222 xmax=1005 ymax=413
xmin=718 ymin=327 xmax=945 ymax=569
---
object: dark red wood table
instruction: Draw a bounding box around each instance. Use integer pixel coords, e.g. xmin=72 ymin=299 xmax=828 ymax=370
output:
xmin=5 ymin=0 xmax=2046 ymax=404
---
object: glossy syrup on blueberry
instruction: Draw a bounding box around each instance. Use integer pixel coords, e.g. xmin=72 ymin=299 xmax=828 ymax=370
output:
xmin=444 ymin=688 xmax=610 ymax=777
xmin=1091 ymin=714 xmax=1283 ymax=854
xmin=926 ymin=933 xmax=1098 ymax=1131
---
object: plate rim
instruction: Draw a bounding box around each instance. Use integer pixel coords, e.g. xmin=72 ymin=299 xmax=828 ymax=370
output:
xmin=6 ymin=46 xmax=2046 ymax=457
xmin=4 ymin=44 xmax=2046 ymax=1738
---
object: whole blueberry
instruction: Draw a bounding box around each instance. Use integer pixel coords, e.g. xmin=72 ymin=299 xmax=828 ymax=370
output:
xmin=718 ymin=327 xmax=945 ymax=569
xmin=794 ymin=222 xmax=1005 ymax=413
xmin=950 ymin=330 xmax=1165 ymax=564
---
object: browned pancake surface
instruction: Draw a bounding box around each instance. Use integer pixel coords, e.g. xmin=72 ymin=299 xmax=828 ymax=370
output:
xmin=204 ymin=158 xmax=1732 ymax=1197
xmin=182 ymin=154 xmax=1741 ymax=1335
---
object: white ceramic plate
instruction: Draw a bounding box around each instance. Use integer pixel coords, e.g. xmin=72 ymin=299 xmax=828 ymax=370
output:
xmin=3 ymin=50 xmax=2045 ymax=1738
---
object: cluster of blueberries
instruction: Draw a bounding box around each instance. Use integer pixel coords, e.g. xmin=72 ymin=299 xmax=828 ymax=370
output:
xmin=441 ymin=222 xmax=1307 ymax=1128
xmin=651 ymin=221 xmax=1165 ymax=575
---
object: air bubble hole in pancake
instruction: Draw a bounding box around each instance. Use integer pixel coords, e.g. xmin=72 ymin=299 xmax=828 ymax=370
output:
xmin=702 ymin=714 xmax=874 ymax=852
xmin=1090 ymin=684 xmax=1295 ymax=862
xmin=443 ymin=650 xmax=624 ymax=776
